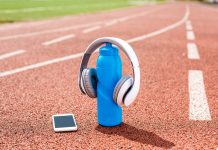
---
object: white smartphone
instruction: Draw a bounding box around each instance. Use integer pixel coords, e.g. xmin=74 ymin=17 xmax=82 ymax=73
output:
xmin=52 ymin=114 xmax=77 ymax=132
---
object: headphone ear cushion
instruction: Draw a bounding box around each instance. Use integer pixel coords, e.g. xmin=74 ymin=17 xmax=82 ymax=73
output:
xmin=82 ymin=68 xmax=97 ymax=98
xmin=113 ymin=75 xmax=133 ymax=105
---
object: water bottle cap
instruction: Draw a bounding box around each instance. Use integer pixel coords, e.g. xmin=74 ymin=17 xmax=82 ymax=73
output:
xmin=99 ymin=42 xmax=119 ymax=56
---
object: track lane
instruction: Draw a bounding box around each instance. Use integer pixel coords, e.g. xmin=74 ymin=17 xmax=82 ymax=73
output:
xmin=0 ymin=3 xmax=184 ymax=73
xmin=0 ymin=2 xmax=217 ymax=149
xmin=1 ymin=19 xmax=216 ymax=149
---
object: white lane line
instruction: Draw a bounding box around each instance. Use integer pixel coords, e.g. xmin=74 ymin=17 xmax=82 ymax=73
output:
xmin=188 ymin=70 xmax=211 ymax=121
xmin=104 ymin=8 xmax=156 ymax=27
xmin=0 ymin=50 xmax=26 ymax=61
xmin=82 ymin=26 xmax=101 ymax=33
xmin=185 ymin=20 xmax=192 ymax=30
xmin=0 ymin=6 xmax=189 ymax=77
xmin=186 ymin=24 xmax=192 ymax=30
xmin=0 ymin=22 xmax=101 ymax=41
xmin=127 ymin=5 xmax=189 ymax=43
xmin=117 ymin=8 xmax=156 ymax=22
xmin=187 ymin=43 xmax=200 ymax=59
xmin=105 ymin=20 xmax=118 ymax=26
xmin=0 ymin=16 xmax=79 ymax=32
xmin=42 ymin=34 xmax=75 ymax=46
xmin=186 ymin=20 xmax=191 ymax=26
xmin=186 ymin=31 xmax=195 ymax=40
xmin=0 ymin=53 xmax=84 ymax=77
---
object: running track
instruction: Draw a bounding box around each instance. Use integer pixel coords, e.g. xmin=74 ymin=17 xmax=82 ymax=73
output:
xmin=0 ymin=2 xmax=218 ymax=149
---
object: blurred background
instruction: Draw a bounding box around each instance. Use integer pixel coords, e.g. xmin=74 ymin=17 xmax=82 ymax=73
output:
xmin=0 ymin=0 xmax=164 ymax=24
xmin=1 ymin=0 xmax=217 ymax=24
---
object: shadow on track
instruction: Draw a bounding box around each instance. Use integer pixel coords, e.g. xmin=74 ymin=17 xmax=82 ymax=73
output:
xmin=95 ymin=123 xmax=175 ymax=149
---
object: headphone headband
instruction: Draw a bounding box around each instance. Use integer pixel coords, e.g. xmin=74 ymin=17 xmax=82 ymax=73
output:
xmin=79 ymin=37 xmax=140 ymax=106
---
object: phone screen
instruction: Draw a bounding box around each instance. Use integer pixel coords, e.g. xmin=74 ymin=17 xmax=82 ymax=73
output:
xmin=54 ymin=115 xmax=76 ymax=128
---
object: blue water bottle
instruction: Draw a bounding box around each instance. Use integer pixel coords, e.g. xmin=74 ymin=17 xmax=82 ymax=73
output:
xmin=96 ymin=43 xmax=122 ymax=127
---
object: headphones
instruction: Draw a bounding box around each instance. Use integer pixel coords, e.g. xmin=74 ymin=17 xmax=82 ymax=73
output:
xmin=78 ymin=37 xmax=140 ymax=106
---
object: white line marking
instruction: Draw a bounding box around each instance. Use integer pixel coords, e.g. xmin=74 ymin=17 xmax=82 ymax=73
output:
xmin=0 ymin=50 xmax=26 ymax=61
xmin=82 ymin=26 xmax=101 ymax=33
xmin=186 ymin=31 xmax=195 ymax=40
xmin=186 ymin=20 xmax=191 ymax=26
xmin=0 ymin=53 xmax=84 ymax=77
xmin=187 ymin=43 xmax=200 ymax=59
xmin=0 ymin=16 xmax=72 ymax=32
xmin=186 ymin=24 xmax=192 ymax=30
xmin=118 ymin=17 xmax=130 ymax=22
xmin=42 ymin=34 xmax=75 ymax=46
xmin=118 ymin=11 xmax=149 ymax=22
xmin=127 ymin=5 xmax=190 ymax=43
xmin=0 ymin=22 xmax=101 ymax=41
xmin=105 ymin=20 xmax=118 ymax=26
xmin=185 ymin=20 xmax=192 ymax=30
xmin=104 ymin=8 xmax=158 ymax=27
xmin=0 ymin=6 xmax=189 ymax=77
xmin=188 ymin=70 xmax=211 ymax=121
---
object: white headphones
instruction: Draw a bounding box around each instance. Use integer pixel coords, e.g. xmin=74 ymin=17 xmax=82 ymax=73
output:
xmin=78 ymin=37 xmax=140 ymax=106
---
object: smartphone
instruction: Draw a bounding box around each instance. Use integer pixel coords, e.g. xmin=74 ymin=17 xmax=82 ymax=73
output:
xmin=52 ymin=114 xmax=77 ymax=132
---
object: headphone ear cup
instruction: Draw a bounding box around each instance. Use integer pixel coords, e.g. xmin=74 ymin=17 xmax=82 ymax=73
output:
xmin=81 ymin=68 xmax=98 ymax=98
xmin=113 ymin=75 xmax=133 ymax=106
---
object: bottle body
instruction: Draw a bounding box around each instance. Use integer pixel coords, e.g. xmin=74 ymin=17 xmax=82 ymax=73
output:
xmin=96 ymin=43 xmax=122 ymax=126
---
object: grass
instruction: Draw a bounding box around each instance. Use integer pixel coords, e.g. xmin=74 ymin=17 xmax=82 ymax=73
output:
xmin=0 ymin=0 xmax=165 ymax=23
xmin=0 ymin=0 xmax=136 ymax=23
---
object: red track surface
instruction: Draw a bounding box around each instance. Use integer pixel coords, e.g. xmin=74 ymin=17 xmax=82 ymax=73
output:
xmin=0 ymin=2 xmax=218 ymax=149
